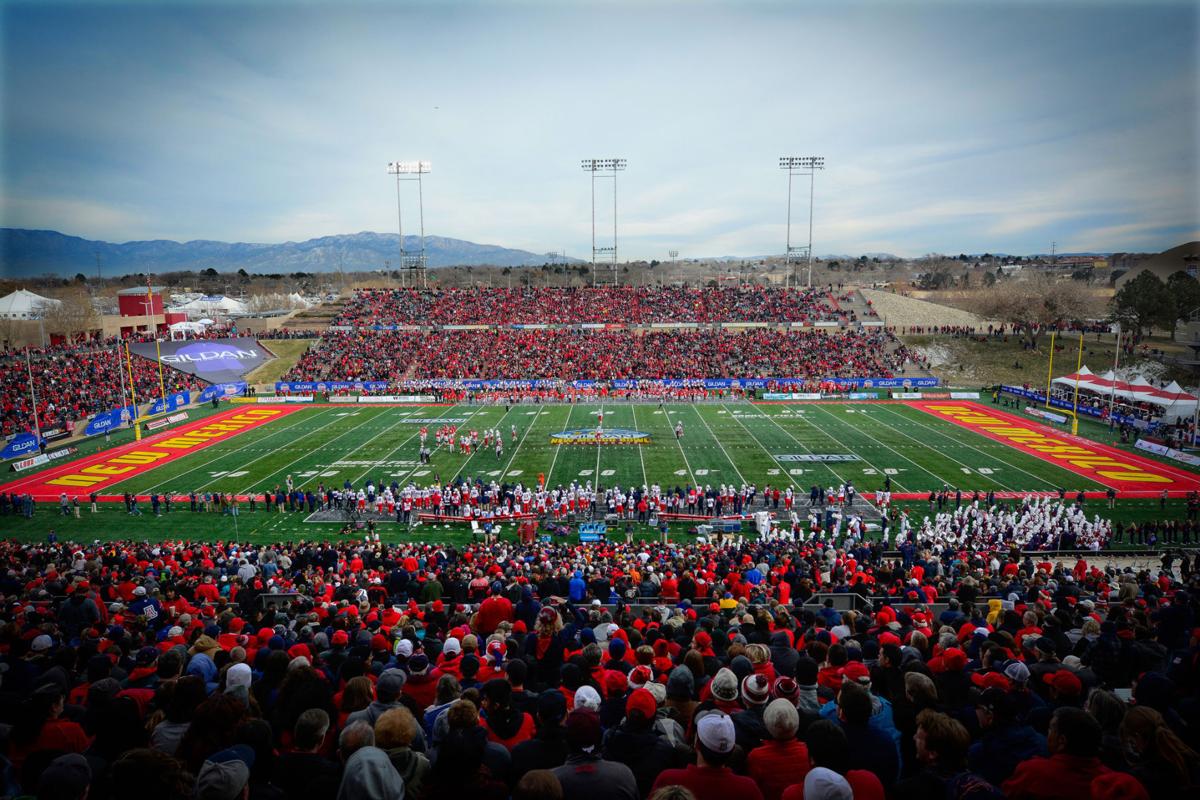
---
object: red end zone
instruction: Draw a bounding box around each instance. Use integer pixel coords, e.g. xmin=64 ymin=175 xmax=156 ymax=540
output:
xmin=1 ymin=406 xmax=300 ymax=501
xmin=911 ymin=401 xmax=1200 ymax=496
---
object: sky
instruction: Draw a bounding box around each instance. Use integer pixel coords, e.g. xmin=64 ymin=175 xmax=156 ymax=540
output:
xmin=1 ymin=0 xmax=1197 ymax=261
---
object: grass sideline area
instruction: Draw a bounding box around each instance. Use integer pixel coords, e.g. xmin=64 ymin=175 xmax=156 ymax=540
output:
xmin=5 ymin=497 xmax=1190 ymax=548
xmin=244 ymin=338 xmax=315 ymax=385
xmin=3 ymin=398 xmax=1196 ymax=546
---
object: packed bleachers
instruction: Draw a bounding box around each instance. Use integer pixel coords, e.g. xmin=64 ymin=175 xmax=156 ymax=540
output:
xmin=0 ymin=530 xmax=1192 ymax=800
xmin=330 ymin=286 xmax=877 ymax=326
xmin=282 ymin=328 xmax=919 ymax=383
xmin=0 ymin=339 xmax=205 ymax=436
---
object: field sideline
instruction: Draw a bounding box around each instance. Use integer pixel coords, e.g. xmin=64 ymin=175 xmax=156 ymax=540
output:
xmin=9 ymin=400 xmax=1198 ymax=504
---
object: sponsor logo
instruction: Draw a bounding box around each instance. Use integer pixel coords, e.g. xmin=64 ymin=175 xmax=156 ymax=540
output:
xmin=775 ymin=454 xmax=859 ymax=462
xmin=161 ymin=346 xmax=260 ymax=366
xmin=549 ymin=428 xmax=651 ymax=445
xmin=401 ymin=417 xmax=467 ymax=424
xmin=892 ymin=392 xmax=923 ymax=399
xmin=10 ymin=446 xmax=79 ymax=473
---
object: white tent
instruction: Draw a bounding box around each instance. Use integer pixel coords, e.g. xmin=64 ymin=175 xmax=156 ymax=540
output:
xmin=168 ymin=295 xmax=249 ymax=317
xmin=1052 ymin=367 xmax=1198 ymax=418
xmin=168 ymin=320 xmax=208 ymax=334
xmin=287 ymin=292 xmax=314 ymax=308
xmin=0 ymin=289 xmax=61 ymax=320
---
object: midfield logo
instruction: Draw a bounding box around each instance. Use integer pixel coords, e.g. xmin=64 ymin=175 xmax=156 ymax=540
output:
xmin=550 ymin=428 xmax=651 ymax=445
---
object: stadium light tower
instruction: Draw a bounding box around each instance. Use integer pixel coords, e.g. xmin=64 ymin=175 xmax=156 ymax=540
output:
xmin=779 ymin=156 xmax=824 ymax=289
xmin=581 ymin=158 xmax=626 ymax=287
xmin=387 ymin=160 xmax=432 ymax=288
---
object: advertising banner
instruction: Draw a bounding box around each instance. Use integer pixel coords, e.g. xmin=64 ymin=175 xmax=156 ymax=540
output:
xmin=198 ymin=382 xmax=248 ymax=402
xmin=1 ymin=433 xmax=40 ymax=460
xmin=146 ymin=391 xmax=190 ymax=415
xmin=85 ymin=405 xmax=136 ymax=437
xmin=9 ymin=447 xmax=77 ymax=473
xmin=358 ymin=395 xmax=438 ymax=403
xmin=1135 ymin=439 xmax=1200 ymax=467
xmin=1025 ymin=407 xmax=1069 ymax=424
xmin=950 ymin=392 xmax=981 ymax=399
xmin=258 ymin=396 xmax=312 ymax=404
xmin=892 ymin=392 xmax=923 ymax=399
xmin=129 ymin=337 xmax=273 ymax=383
xmin=330 ymin=396 xmax=358 ymax=403
xmin=762 ymin=392 xmax=822 ymax=400
xmin=847 ymin=392 xmax=877 ymax=400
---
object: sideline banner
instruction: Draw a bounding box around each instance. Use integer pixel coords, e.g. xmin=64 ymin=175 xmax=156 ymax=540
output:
xmin=129 ymin=338 xmax=273 ymax=384
xmin=1026 ymin=407 xmax=1068 ymax=425
xmin=1 ymin=433 xmax=40 ymax=460
xmin=10 ymin=446 xmax=77 ymax=473
xmin=1135 ymin=439 xmax=1200 ymax=467
xmin=85 ymin=405 xmax=136 ymax=437
xmin=198 ymin=382 xmax=248 ymax=402
xmin=145 ymin=392 xmax=190 ymax=415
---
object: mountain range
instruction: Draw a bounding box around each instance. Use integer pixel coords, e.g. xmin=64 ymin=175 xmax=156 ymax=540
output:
xmin=0 ymin=229 xmax=585 ymax=277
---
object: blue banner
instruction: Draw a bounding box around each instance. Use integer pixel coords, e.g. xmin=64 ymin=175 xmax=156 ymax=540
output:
xmin=1 ymin=433 xmax=40 ymax=460
xmin=199 ymin=382 xmax=247 ymax=402
xmin=999 ymin=386 xmax=1153 ymax=430
xmin=145 ymin=391 xmax=190 ymax=415
xmin=84 ymin=405 xmax=136 ymax=437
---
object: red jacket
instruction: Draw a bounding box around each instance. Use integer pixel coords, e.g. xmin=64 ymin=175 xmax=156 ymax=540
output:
xmin=1002 ymin=753 xmax=1118 ymax=800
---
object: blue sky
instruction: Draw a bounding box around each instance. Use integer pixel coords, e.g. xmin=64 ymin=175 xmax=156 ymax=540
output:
xmin=2 ymin=0 xmax=1197 ymax=260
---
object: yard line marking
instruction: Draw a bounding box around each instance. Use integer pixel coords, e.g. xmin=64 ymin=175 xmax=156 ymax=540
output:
xmin=863 ymin=406 xmax=1022 ymax=491
xmin=237 ymin=407 xmax=403 ymax=494
xmin=450 ymin=405 xmax=521 ymax=482
xmin=686 ymin=404 xmax=747 ymax=485
xmin=877 ymin=404 xmax=1057 ymax=490
xmin=806 ymin=403 xmax=943 ymax=489
xmin=352 ymin=403 xmax=480 ymax=487
xmin=546 ymin=404 xmax=578 ymax=487
xmin=630 ymin=403 xmax=649 ymax=488
xmin=134 ymin=407 xmax=343 ymax=496
xmin=393 ymin=403 xmax=494 ymax=487
xmin=757 ymin=404 xmax=906 ymax=496
xmin=496 ymin=404 xmax=543 ymax=483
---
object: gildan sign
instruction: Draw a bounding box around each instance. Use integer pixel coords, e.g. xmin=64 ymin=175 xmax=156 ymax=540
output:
xmin=130 ymin=338 xmax=272 ymax=383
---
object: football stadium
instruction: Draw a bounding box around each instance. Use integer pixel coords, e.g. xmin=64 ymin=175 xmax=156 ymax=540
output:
xmin=5 ymin=286 xmax=1200 ymax=550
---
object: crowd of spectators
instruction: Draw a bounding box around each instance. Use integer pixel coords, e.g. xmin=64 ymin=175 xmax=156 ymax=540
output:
xmin=329 ymin=287 xmax=873 ymax=326
xmin=283 ymin=329 xmax=919 ymax=383
xmin=0 ymin=534 xmax=1195 ymax=800
xmin=0 ymin=339 xmax=205 ymax=437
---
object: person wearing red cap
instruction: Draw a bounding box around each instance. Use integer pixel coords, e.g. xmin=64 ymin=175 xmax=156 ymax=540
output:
xmin=1004 ymin=708 xmax=1124 ymax=800
xmin=601 ymin=688 xmax=682 ymax=796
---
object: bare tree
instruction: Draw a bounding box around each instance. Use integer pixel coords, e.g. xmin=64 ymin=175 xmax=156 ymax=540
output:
xmin=40 ymin=287 xmax=100 ymax=341
xmin=973 ymin=273 xmax=1101 ymax=350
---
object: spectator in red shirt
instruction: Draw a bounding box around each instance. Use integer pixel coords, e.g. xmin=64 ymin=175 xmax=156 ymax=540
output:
xmin=476 ymin=582 xmax=514 ymax=635
xmin=651 ymin=711 xmax=764 ymax=800
xmin=748 ymin=699 xmax=810 ymax=800
xmin=1003 ymin=707 xmax=1130 ymax=800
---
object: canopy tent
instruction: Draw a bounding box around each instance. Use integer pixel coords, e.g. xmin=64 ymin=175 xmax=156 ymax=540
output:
xmin=1052 ymin=367 xmax=1198 ymax=418
xmin=168 ymin=320 xmax=208 ymax=334
xmin=168 ymin=295 xmax=249 ymax=317
xmin=0 ymin=289 xmax=61 ymax=320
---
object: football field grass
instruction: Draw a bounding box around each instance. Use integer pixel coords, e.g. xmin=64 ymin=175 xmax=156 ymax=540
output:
xmin=6 ymin=399 xmax=1197 ymax=545
xmin=58 ymin=401 xmax=1141 ymax=497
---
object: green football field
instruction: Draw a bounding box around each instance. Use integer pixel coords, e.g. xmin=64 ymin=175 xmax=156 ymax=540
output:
xmin=81 ymin=401 xmax=1124 ymax=498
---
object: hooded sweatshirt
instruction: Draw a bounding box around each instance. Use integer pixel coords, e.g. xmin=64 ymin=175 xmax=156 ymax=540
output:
xmin=338 ymin=746 xmax=404 ymax=800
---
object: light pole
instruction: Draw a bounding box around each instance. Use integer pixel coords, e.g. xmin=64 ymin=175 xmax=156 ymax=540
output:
xmin=387 ymin=160 xmax=432 ymax=288
xmin=779 ymin=156 xmax=824 ymax=289
xmin=581 ymin=158 xmax=626 ymax=287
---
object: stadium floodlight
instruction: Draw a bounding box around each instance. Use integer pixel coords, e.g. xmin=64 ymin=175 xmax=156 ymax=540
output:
xmin=779 ymin=156 xmax=825 ymax=289
xmin=581 ymin=158 xmax=627 ymax=287
xmin=386 ymin=160 xmax=432 ymax=288
xmin=388 ymin=160 xmax=432 ymax=174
